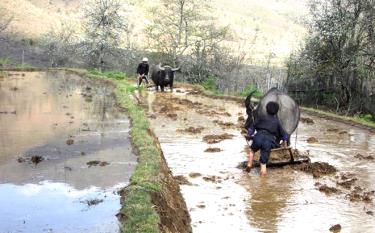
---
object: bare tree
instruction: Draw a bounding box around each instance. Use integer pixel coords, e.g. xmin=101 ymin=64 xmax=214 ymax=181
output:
xmin=0 ymin=7 xmax=13 ymax=36
xmin=82 ymin=0 xmax=129 ymax=71
xmin=41 ymin=21 xmax=80 ymax=67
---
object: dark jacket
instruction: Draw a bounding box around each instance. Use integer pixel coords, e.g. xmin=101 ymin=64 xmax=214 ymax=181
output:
xmin=248 ymin=114 xmax=289 ymax=142
xmin=137 ymin=63 xmax=149 ymax=75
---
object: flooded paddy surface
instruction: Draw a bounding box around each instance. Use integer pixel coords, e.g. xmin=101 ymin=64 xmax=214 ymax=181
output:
xmin=141 ymin=87 xmax=375 ymax=233
xmin=0 ymin=71 xmax=137 ymax=233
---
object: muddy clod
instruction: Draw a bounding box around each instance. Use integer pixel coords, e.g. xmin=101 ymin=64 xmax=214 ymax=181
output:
xmin=300 ymin=117 xmax=315 ymax=124
xmin=204 ymin=147 xmax=222 ymax=153
xmin=87 ymin=160 xmax=110 ymax=167
xmin=17 ymin=157 xmax=26 ymax=163
xmin=177 ymin=126 xmax=204 ymax=134
xmin=174 ymin=175 xmax=192 ymax=186
xmin=213 ymin=120 xmax=235 ymax=128
xmin=318 ymin=184 xmax=339 ymax=195
xmin=307 ymin=137 xmax=318 ymax=143
xmin=82 ymin=198 xmax=103 ymax=206
xmin=329 ymin=224 xmax=341 ymax=232
xmin=366 ymin=211 xmax=374 ymax=216
xmin=189 ymin=172 xmax=202 ymax=178
xmin=196 ymin=204 xmax=206 ymax=209
xmin=10 ymin=87 xmax=19 ymax=91
xmin=166 ymin=113 xmax=178 ymax=120
xmin=327 ymin=128 xmax=339 ymax=132
xmin=354 ymin=153 xmax=374 ymax=160
xmin=66 ymin=139 xmax=74 ymax=145
xmin=337 ymin=178 xmax=357 ymax=189
xmin=203 ymin=176 xmax=220 ymax=183
xmin=203 ymin=133 xmax=234 ymax=144
xmin=31 ymin=155 xmax=44 ymax=165
xmin=295 ymin=162 xmax=337 ymax=178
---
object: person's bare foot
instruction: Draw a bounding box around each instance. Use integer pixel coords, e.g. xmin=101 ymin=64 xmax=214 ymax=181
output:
xmin=246 ymin=151 xmax=254 ymax=172
xmin=260 ymin=163 xmax=267 ymax=176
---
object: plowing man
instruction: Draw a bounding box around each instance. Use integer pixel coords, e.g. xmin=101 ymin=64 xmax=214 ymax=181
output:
xmin=246 ymin=101 xmax=289 ymax=176
xmin=136 ymin=57 xmax=149 ymax=87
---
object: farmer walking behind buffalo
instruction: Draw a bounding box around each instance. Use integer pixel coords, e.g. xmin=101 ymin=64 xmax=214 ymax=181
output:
xmin=245 ymin=102 xmax=289 ymax=176
xmin=137 ymin=57 xmax=149 ymax=87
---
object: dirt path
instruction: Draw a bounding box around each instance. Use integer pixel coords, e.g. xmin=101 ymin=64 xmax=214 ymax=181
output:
xmin=140 ymin=87 xmax=375 ymax=233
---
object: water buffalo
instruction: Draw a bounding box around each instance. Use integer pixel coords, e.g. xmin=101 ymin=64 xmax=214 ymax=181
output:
xmin=151 ymin=64 xmax=180 ymax=92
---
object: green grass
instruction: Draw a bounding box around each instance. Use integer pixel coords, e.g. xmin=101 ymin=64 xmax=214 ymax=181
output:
xmin=68 ymin=68 xmax=161 ymax=233
xmin=88 ymin=69 xmax=127 ymax=80
xmin=0 ymin=58 xmax=10 ymax=66
xmin=239 ymin=84 xmax=263 ymax=98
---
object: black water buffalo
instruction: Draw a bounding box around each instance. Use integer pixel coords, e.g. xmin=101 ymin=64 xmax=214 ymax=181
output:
xmin=151 ymin=64 xmax=180 ymax=92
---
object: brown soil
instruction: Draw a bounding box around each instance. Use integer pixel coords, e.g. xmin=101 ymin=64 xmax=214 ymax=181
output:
xmin=240 ymin=129 xmax=248 ymax=135
xmin=31 ymin=155 xmax=44 ymax=165
xmin=174 ymin=175 xmax=192 ymax=186
xmin=203 ymin=175 xmax=221 ymax=183
xmin=294 ymin=162 xmax=337 ymax=178
xmin=196 ymin=204 xmax=206 ymax=209
xmin=329 ymin=224 xmax=342 ymax=232
xmin=177 ymin=126 xmax=205 ymax=134
xmin=354 ymin=153 xmax=374 ymax=160
xmin=204 ymin=147 xmax=222 ymax=153
xmin=237 ymin=116 xmax=245 ymax=123
xmin=189 ymin=172 xmax=202 ymax=178
xmin=307 ymin=137 xmax=319 ymax=143
xmin=300 ymin=117 xmax=315 ymax=124
xmin=166 ymin=113 xmax=178 ymax=120
xmin=327 ymin=128 xmax=339 ymax=132
xmin=86 ymin=160 xmax=110 ymax=167
xmin=213 ymin=120 xmax=235 ymax=128
xmin=337 ymin=178 xmax=357 ymax=189
xmin=317 ymin=184 xmax=339 ymax=195
xmin=202 ymin=133 xmax=234 ymax=144
xmin=66 ymin=139 xmax=74 ymax=145
xmin=346 ymin=190 xmax=374 ymax=203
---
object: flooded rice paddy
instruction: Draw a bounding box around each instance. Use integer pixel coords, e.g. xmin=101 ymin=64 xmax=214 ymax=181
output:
xmin=141 ymin=87 xmax=375 ymax=233
xmin=0 ymin=71 xmax=136 ymax=233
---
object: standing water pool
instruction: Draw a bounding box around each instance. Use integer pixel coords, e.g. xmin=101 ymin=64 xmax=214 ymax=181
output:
xmin=0 ymin=71 xmax=137 ymax=233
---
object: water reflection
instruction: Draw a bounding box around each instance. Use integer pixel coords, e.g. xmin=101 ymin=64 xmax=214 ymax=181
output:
xmin=0 ymin=181 xmax=122 ymax=233
xmin=0 ymin=71 xmax=136 ymax=232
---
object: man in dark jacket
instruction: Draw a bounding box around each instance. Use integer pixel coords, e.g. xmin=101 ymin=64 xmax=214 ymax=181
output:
xmin=246 ymin=101 xmax=289 ymax=176
xmin=137 ymin=57 xmax=149 ymax=87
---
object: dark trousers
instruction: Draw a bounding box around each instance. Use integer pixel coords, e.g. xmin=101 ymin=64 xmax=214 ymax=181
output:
xmin=250 ymin=133 xmax=277 ymax=164
xmin=138 ymin=74 xmax=149 ymax=86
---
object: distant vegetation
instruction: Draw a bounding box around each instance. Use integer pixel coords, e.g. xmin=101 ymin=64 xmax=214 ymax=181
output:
xmin=0 ymin=0 xmax=307 ymax=95
xmin=287 ymin=0 xmax=375 ymax=120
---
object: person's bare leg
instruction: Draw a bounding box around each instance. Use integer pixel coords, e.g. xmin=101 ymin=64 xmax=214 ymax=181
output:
xmin=260 ymin=163 xmax=267 ymax=176
xmin=246 ymin=150 xmax=254 ymax=172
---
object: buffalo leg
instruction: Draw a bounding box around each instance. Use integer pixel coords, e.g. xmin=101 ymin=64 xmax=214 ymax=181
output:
xmin=161 ymin=85 xmax=165 ymax=92
xmin=155 ymin=85 xmax=159 ymax=91
xmin=170 ymin=82 xmax=173 ymax=92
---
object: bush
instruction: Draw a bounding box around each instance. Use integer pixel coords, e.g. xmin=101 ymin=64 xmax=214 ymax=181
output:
xmin=0 ymin=58 xmax=10 ymax=66
xmin=239 ymin=84 xmax=263 ymax=98
xmin=200 ymin=76 xmax=221 ymax=95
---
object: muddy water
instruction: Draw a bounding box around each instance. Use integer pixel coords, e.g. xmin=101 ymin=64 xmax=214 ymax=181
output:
xmin=142 ymin=87 xmax=375 ymax=233
xmin=0 ymin=71 xmax=136 ymax=233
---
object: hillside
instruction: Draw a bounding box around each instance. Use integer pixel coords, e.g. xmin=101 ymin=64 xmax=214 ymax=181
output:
xmin=0 ymin=0 xmax=308 ymax=65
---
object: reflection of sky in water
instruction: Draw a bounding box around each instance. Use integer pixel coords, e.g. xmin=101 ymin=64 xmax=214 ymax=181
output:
xmin=0 ymin=181 xmax=124 ymax=233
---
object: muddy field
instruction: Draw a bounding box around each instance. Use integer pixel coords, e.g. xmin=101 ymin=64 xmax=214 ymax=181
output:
xmin=139 ymin=86 xmax=375 ymax=233
xmin=0 ymin=71 xmax=137 ymax=233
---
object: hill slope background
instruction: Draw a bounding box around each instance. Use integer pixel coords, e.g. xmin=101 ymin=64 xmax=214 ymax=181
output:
xmin=0 ymin=0 xmax=308 ymax=66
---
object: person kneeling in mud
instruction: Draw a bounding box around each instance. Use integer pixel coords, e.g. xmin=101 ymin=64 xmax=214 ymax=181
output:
xmin=245 ymin=101 xmax=289 ymax=176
